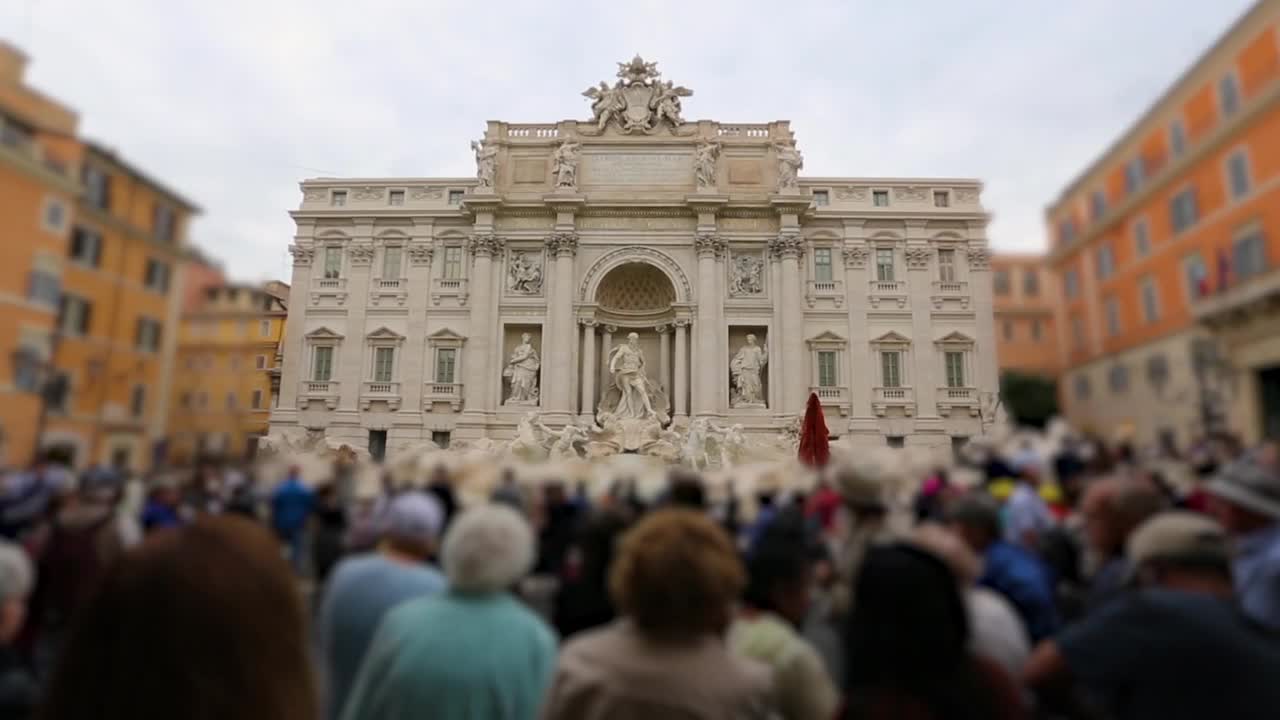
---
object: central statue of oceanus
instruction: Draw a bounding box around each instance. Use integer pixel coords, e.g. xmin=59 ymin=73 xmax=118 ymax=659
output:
xmin=598 ymin=332 xmax=669 ymax=422
xmin=581 ymin=55 xmax=693 ymax=135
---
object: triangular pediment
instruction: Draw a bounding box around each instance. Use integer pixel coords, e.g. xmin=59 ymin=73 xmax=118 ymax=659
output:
xmin=305 ymin=326 xmax=344 ymax=340
xmin=366 ymin=326 xmax=405 ymax=340
xmin=806 ymin=330 xmax=847 ymax=348
xmin=427 ymin=327 xmax=467 ymax=343
xmin=870 ymin=330 xmax=912 ymax=345
xmin=934 ymin=331 xmax=975 ymax=345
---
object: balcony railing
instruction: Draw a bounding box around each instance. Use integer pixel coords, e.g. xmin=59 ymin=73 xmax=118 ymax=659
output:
xmin=809 ymin=386 xmax=849 ymax=414
xmin=932 ymin=280 xmax=968 ymax=296
xmin=431 ymin=278 xmax=469 ymax=306
xmin=360 ymin=381 xmax=402 ymax=411
xmin=298 ymin=380 xmax=340 ymax=410
xmin=375 ymin=278 xmax=403 ymax=290
xmin=868 ymin=280 xmax=908 ymax=309
xmin=304 ymin=380 xmax=336 ymax=394
xmin=936 ymin=386 xmax=979 ymax=417
xmin=717 ymin=124 xmax=770 ymax=138
xmin=875 ymin=386 xmax=912 ymax=402
xmin=363 ymin=381 xmax=400 ymax=395
xmin=315 ymin=278 xmax=346 ymax=290
xmin=805 ymin=280 xmax=845 ymax=308
xmin=423 ymin=382 xmax=464 ymax=411
xmin=507 ymin=124 xmax=560 ymax=139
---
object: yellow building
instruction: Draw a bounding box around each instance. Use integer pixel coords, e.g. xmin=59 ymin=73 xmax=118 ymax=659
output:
xmin=0 ymin=43 xmax=81 ymax=468
xmin=168 ymin=283 xmax=288 ymax=463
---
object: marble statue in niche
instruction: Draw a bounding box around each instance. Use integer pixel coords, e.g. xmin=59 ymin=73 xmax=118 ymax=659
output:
xmin=730 ymin=334 xmax=768 ymax=408
xmin=471 ymin=139 xmax=497 ymax=190
xmin=774 ymin=140 xmax=804 ymax=191
xmin=507 ymin=251 xmax=543 ymax=294
xmin=607 ymin=333 xmax=658 ymax=419
xmin=729 ymin=254 xmax=764 ymax=296
xmin=551 ymin=138 xmax=581 ymax=190
xmin=694 ymin=138 xmax=721 ymax=190
xmin=503 ymin=333 xmax=541 ymax=405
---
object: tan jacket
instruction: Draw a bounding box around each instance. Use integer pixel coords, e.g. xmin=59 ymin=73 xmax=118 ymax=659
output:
xmin=541 ymin=619 xmax=776 ymax=720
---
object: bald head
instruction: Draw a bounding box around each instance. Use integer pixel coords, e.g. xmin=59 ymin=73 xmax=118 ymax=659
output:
xmin=1082 ymin=477 xmax=1165 ymax=556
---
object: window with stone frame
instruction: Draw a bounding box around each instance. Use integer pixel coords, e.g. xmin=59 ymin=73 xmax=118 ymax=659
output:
xmin=323 ymin=246 xmax=343 ymax=279
xmin=382 ymin=246 xmax=403 ymax=279
xmin=935 ymin=332 xmax=975 ymax=390
xmin=945 ymin=352 xmax=965 ymax=387
xmin=366 ymin=328 xmax=405 ymax=385
xmin=373 ymin=347 xmax=395 ymax=382
xmin=870 ymin=332 xmax=911 ymax=390
xmin=311 ymin=346 xmax=335 ymax=382
xmin=435 ymin=348 xmax=457 ymax=384
xmin=937 ymin=249 xmax=956 ymax=282
xmin=442 ymin=246 xmax=463 ymax=280
xmin=818 ymin=352 xmax=837 ymax=387
xmin=807 ymin=331 xmax=847 ymax=390
xmin=813 ymin=248 xmax=833 ymax=282
xmin=875 ymin=248 xmax=895 ymax=282
xmin=880 ymin=351 xmax=902 ymax=388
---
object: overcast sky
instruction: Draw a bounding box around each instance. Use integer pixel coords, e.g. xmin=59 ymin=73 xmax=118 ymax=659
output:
xmin=1 ymin=0 xmax=1257 ymax=282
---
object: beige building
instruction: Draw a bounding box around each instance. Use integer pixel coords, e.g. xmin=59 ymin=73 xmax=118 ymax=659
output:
xmin=269 ymin=57 xmax=998 ymax=457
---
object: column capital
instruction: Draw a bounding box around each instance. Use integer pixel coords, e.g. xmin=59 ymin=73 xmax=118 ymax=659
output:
xmin=467 ymin=232 xmax=504 ymax=258
xmin=289 ymin=244 xmax=314 ymax=266
xmin=407 ymin=243 xmax=434 ymax=266
xmin=655 ymin=323 xmax=671 ymax=334
xmin=672 ymin=318 xmax=691 ymax=329
xmin=579 ymin=317 xmax=598 ymax=327
xmin=769 ymin=231 xmax=805 ymax=260
xmin=694 ymin=230 xmax=727 ymax=259
xmin=604 ymin=324 xmax=618 ymax=333
xmin=966 ymin=244 xmax=991 ymax=271
xmin=347 ymin=242 xmax=375 ymax=265
xmin=904 ymin=245 xmax=933 ymax=271
xmin=545 ymin=231 xmax=579 ymax=258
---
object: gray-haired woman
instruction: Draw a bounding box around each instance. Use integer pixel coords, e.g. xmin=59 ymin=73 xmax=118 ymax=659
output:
xmin=0 ymin=540 xmax=34 ymax=719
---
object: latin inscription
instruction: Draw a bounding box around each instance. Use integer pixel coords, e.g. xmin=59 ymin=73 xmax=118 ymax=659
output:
xmin=582 ymin=152 xmax=692 ymax=186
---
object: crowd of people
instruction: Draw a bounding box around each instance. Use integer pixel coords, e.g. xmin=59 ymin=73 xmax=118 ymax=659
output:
xmin=0 ymin=430 xmax=1276 ymax=719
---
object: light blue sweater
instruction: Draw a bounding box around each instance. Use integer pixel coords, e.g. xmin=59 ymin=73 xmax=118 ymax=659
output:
xmin=340 ymin=591 xmax=557 ymax=720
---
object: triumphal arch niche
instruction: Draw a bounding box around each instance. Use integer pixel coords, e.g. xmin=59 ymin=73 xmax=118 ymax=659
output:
xmin=273 ymin=55 xmax=997 ymax=454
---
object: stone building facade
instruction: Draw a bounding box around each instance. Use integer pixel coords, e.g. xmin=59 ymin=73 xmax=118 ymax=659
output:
xmin=269 ymin=58 xmax=998 ymax=456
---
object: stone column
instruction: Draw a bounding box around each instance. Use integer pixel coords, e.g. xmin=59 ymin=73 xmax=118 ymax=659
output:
xmin=338 ymin=221 xmax=375 ymax=413
xmin=601 ymin=325 xmax=615 ymax=394
xmin=674 ymin=319 xmax=689 ymax=420
xmin=905 ymin=229 xmax=939 ymax=419
xmin=842 ymin=223 xmax=878 ymax=439
xmin=967 ymin=237 xmax=999 ymax=399
xmin=579 ymin=320 xmax=596 ymax=419
xmin=543 ymin=232 xmax=578 ymax=421
xmin=461 ymin=233 xmax=502 ymax=413
xmin=693 ymin=231 xmax=724 ymax=416
xmin=771 ymin=231 xmax=806 ymax=414
xmin=658 ymin=325 xmax=671 ymax=399
xmin=403 ymin=220 xmax=434 ymax=418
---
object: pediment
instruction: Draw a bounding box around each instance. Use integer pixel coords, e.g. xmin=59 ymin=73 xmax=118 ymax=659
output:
xmin=934 ymin=331 xmax=975 ymax=345
xmin=366 ymin=326 xmax=405 ymax=341
xmin=427 ymin=327 xmax=467 ymax=345
xmin=869 ymin=330 xmax=912 ymax=345
xmin=806 ymin=330 xmax=847 ymax=348
xmin=305 ymin=326 xmax=344 ymax=340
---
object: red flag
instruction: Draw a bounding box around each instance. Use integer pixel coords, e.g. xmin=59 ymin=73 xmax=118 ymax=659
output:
xmin=797 ymin=392 xmax=831 ymax=468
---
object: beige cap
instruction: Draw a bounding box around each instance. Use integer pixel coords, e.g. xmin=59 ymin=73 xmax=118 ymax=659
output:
xmin=1126 ymin=511 xmax=1230 ymax=570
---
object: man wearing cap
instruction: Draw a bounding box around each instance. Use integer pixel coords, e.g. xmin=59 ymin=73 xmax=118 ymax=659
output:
xmin=1079 ymin=477 xmax=1163 ymax=612
xmin=318 ymin=491 xmax=447 ymax=720
xmin=1205 ymin=454 xmax=1280 ymax=630
xmin=1024 ymin=512 xmax=1280 ymax=719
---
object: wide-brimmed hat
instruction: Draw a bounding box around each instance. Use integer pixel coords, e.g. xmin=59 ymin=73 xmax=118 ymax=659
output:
xmin=1206 ymin=457 xmax=1280 ymax=519
xmin=1126 ymin=511 xmax=1230 ymax=572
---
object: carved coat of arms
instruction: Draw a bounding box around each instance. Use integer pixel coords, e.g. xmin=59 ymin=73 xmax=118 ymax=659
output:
xmin=582 ymin=55 xmax=692 ymax=135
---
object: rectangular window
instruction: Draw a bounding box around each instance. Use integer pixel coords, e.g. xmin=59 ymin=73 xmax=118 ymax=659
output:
xmin=388 ymin=189 xmax=405 ymax=206
xmin=1219 ymin=72 xmax=1241 ymax=117
xmin=937 ymin=249 xmax=956 ymax=282
xmin=812 ymin=190 xmax=829 ymax=206
xmin=251 ymin=390 xmax=263 ymax=409
xmin=331 ymin=190 xmax=347 ymax=207
xmin=69 ymin=228 xmax=102 ymax=267
xmin=1071 ymin=314 xmax=1085 ymax=349
xmin=993 ymin=268 xmax=1010 ymax=295
xmin=226 ymin=392 xmax=237 ymax=410
xmin=27 ymin=270 xmax=60 ymax=307
xmin=83 ymin=165 xmax=111 ymax=210
xmin=1109 ymin=365 xmax=1129 ymax=393
xmin=1184 ymin=252 xmax=1208 ymax=299
xmin=435 ymin=348 xmax=457 ymax=384
xmin=873 ymin=190 xmax=889 ymax=207
xmin=43 ymin=198 xmax=67 ymax=234
xmin=255 ymin=355 xmax=267 ymax=370
xmin=1031 ymin=318 xmax=1042 ymax=341
xmin=875 ymin=249 xmax=895 ymax=282
xmin=1227 ymin=149 xmax=1250 ymax=200
xmin=880 ymin=351 xmax=902 ymax=388
xmin=135 ymin=317 xmax=162 ymax=352
xmin=1234 ymin=229 xmax=1268 ymax=281
xmin=1125 ymin=157 xmax=1144 ymax=193
xmin=382 ymin=246 xmax=403 ymax=279
xmin=945 ymin=351 xmax=965 ymax=388
xmin=153 ymin=203 xmax=175 ymax=244
xmin=1170 ymin=186 xmax=1199 ymax=234
xmin=447 ymin=190 xmax=464 ymax=205
xmin=57 ymin=295 xmax=92 ymax=336
xmin=933 ymin=191 xmax=950 ymax=207
xmin=1170 ymin=119 xmax=1186 ymax=157
xmin=130 ymin=385 xmax=146 ymax=418
xmin=1104 ymin=296 xmax=1121 ymax=336
xmin=1023 ymin=268 xmax=1039 ymax=296
xmin=431 ymin=431 xmax=452 ymax=448
xmin=368 ymin=430 xmax=388 ymax=462
xmin=373 ymin=347 xmax=395 ymax=382
xmin=324 ymin=247 xmax=342 ymax=279
xmin=312 ymin=346 xmax=334 ymax=382
xmin=1090 ymin=190 xmax=1107 ymax=220
xmin=817 ymin=351 xmax=837 ymax=387
xmin=179 ymin=392 xmax=191 ymax=409
xmin=230 ymin=356 xmax=241 ymax=372
xmin=1064 ymin=269 xmax=1080 ymax=299
xmin=443 ymin=247 xmax=463 ymax=280
xmin=1002 ymin=320 xmax=1014 ymax=341
xmin=813 ymin=248 xmax=833 ymax=282
xmin=1133 ymin=218 xmax=1151 ymax=258
xmin=260 ymin=319 xmax=271 ymax=337
xmin=1058 ymin=218 xmax=1077 ymax=246
xmin=1140 ymin=276 xmax=1160 ymax=324
xmin=1095 ymin=244 xmax=1115 ymax=280
xmin=144 ymin=259 xmax=170 ymax=292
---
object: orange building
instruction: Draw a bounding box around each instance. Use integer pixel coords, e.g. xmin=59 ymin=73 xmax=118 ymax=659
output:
xmin=0 ymin=42 xmax=82 ymax=468
xmin=991 ymin=254 xmax=1060 ymax=377
xmin=167 ymin=283 xmax=287 ymax=463
xmin=1045 ymin=0 xmax=1280 ymax=449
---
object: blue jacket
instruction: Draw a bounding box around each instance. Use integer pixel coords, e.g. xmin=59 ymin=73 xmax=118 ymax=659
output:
xmin=979 ymin=540 xmax=1059 ymax=642
xmin=271 ymin=477 xmax=315 ymax=536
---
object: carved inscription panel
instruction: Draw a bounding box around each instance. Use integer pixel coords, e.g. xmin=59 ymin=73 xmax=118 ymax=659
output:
xmin=581 ymin=152 xmax=693 ymax=186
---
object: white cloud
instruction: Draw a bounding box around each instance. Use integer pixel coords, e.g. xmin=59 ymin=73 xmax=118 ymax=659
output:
xmin=1 ymin=0 xmax=1256 ymax=279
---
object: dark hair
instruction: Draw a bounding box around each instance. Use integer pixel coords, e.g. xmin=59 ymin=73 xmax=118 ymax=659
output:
xmin=40 ymin=516 xmax=317 ymax=720
xmin=666 ymin=470 xmax=707 ymax=510
xmin=844 ymin=544 xmax=996 ymax=720
xmin=946 ymin=494 xmax=1002 ymax=541
xmin=742 ymin=522 xmax=812 ymax=613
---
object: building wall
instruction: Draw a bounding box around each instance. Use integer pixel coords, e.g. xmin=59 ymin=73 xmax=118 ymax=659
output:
xmin=168 ymin=286 xmax=286 ymax=463
xmin=991 ymin=254 xmax=1059 ymax=376
xmin=1045 ymin=1 xmax=1280 ymax=447
xmin=0 ymin=42 xmax=81 ymax=468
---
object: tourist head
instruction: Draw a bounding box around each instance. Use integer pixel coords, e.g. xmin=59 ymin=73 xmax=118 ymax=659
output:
xmin=1206 ymin=456 xmax=1280 ymax=533
xmin=743 ymin=521 xmax=814 ymax=626
xmin=1081 ymin=477 xmax=1164 ymax=557
xmin=665 ymin=468 xmax=707 ymax=510
xmin=441 ymin=504 xmax=535 ymax=594
xmin=946 ymin=493 xmax=1003 ymax=552
xmin=831 ymin=460 xmax=889 ymax=519
xmin=909 ymin=523 xmax=982 ymax=587
xmin=1127 ymin=511 xmax=1233 ymax=591
xmin=41 ymin=516 xmax=317 ymax=720
xmin=379 ymin=491 xmax=444 ymax=561
xmin=610 ymin=509 xmax=744 ymax=640
xmin=0 ymin=540 xmax=32 ymax=644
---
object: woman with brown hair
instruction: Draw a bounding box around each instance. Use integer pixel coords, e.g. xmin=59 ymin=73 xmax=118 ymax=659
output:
xmin=541 ymin=508 xmax=774 ymax=720
xmin=39 ymin=516 xmax=317 ymax=720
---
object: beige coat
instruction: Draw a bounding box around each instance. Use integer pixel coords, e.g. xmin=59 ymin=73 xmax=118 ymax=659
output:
xmin=540 ymin=619 xmax=776 ymax=720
